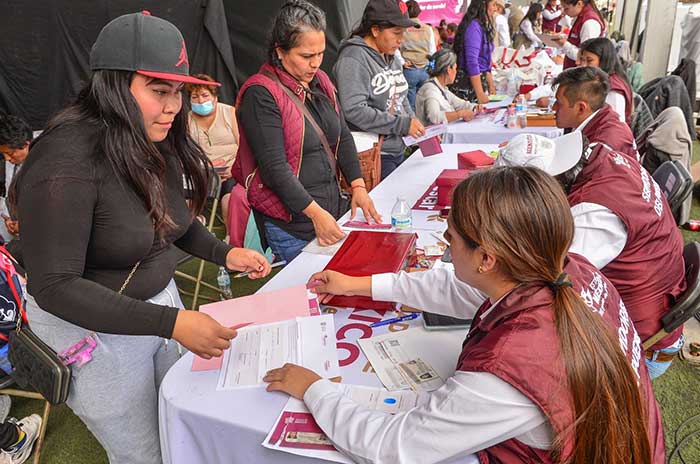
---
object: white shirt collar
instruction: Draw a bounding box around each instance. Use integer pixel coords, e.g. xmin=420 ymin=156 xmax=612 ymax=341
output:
xmin=575 ymin=108 xmax=601 ymax=132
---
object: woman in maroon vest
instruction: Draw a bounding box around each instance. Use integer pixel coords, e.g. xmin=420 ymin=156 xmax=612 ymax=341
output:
xmin=579 ymin=37 xmax=634 ymax=126
xmin=265 ymin=167 xmax=664 ymax=464
xmin=542 ymin=0 xmax=563 ymax=33
xmin=553 ymin=0 xmax=606 ymax=69
xmin=233 ymin=1 xmax=381 ymax=263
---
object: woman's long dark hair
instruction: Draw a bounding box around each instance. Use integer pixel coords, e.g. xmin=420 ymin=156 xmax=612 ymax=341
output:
xmin=453 ymin=0 xmax=495 ymax=69
xmin=520 ymin=2 xmax=544 ymax=30
xmin=580 ymin=38 xmax=631 ymax=90
xmin=451 ymin=167 xmax=652 ymax=464
xmin=9 ymin=70 xmax=210 ymax=238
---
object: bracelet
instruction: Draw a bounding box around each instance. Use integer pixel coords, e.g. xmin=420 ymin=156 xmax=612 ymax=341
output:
xmin=351 ymin=185 xmax=367 ymax=190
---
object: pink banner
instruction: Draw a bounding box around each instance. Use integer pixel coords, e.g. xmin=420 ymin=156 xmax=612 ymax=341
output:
xmin=416 ymin=0 xmax=467 ymax=25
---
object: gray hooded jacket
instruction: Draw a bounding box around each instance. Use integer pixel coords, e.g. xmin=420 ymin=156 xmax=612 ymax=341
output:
xmin=333 ymin=36 xmax=414 ymax=158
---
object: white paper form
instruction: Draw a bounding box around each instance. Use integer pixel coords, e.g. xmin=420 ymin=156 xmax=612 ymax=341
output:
xmin=216 ymin=315 xmax=339 ymax=390
xmin=262 ymin=384 xmax=429 ymax=463
xmin=402 ymin=122 xmax=448 ymax=146
xmin=358 ymin=327 xmax=468 ymax=392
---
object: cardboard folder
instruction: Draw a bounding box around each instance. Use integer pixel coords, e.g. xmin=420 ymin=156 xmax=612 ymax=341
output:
xmin=323 ymin=231 xmax=417 ymax=311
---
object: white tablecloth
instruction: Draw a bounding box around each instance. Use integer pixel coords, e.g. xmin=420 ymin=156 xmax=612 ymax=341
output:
xmin=443 ymin=118 xmax=563 ymax=144
xmin=159 ymin=145 xmax=493 ymax=464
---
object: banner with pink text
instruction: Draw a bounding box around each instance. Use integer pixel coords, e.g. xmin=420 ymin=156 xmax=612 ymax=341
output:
xmin=416 ymin=0 xmax=467 ymax=25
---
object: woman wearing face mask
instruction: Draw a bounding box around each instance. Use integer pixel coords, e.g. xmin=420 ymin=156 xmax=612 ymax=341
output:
xmin=186 ymin=75 xmax=250 ymax=245
xmin=333 ymin=0 xmax=426 ymax=180
xmin=233 ymin=0 xmax=381 ymax=263
xmin=11 ymin=12 xmax=271 ymax=464
xmin=415 ymin=49 xmax=480 ymax=126
xmin=266 ymin=167 xmax=664 ymax=464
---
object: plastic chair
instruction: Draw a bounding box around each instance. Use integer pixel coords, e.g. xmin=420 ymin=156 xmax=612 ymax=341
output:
xmin=0 ymin=375 xmax=50 ymax=464
xmin=652 ymin=160 xmax=693 ymax=224
xmin=643 ymin=242 xmax=700 ymax=350
xmin=174 ymin=170 xmax=227 ymax=308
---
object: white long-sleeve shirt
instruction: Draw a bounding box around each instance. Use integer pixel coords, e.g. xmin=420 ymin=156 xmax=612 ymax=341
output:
xmin=495 ymin=14 xmax=511 ymax=48
xmin=520 ymin=19 xmax=543 ymax=47
xmin=561 ymin=19 xmax=602 ymax=61
xmin=542 ymin=8 xmax=562 ymax=22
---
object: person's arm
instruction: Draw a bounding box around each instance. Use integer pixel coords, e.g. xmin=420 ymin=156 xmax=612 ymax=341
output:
xmin=238 ymin=86 xmax=314 ymax=214
xmin=561 ymin=19 xmax=602 ymax=61
xmin=334 ymin=57 xmax=412 ymax=136
xmin=301 ymin=372 xmax=549 ymax=464
xmin=174 ymin=219 xmax=232 ymax=266
xmin=521 ymin=20 xmax=543 ymax=46
xmin=20 ymin=175 xmax=180 ymax=338
xmin=606 ymin=91 xmax=627 ymax=123
xmin=542 ymin=8 xmax=562 ymax=20
xmin=422 ymin=95 xmax=450 ymax=125
xmin=448 ymin=89 xmax=476 ymax=112
xmin=569 ymin=202 xmax=627 ymax=268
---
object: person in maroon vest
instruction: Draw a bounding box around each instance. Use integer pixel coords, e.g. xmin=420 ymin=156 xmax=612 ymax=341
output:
xmin=496 ymin=132 xmax=686 ymax=378
xmin=542 ymin=0 xmax=563 ymax=33
xmin=233 ymin=1 xmax=381 ymax=263
xmin=265 ymin=168 xmax=664 ymax=464
xmin=552 ymin=66 xmax=638 ymax=160
xmin=552 ymin=0 xmax=606 ymax=69
xmin=579 ymin=37 xmax=634 ymax=126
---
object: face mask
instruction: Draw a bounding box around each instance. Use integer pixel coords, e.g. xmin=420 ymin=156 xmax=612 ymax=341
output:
xmin=191 ymin=100 xmax=214 ymax=116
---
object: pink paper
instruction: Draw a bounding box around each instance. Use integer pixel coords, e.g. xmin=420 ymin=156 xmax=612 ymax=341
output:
xmin=418 ymin=136 xmax=443 ymax=157
xmin=191 ymin=285 xmax=312 ymax=371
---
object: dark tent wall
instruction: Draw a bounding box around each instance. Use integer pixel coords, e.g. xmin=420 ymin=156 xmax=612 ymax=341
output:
xmin=225 ymin=0 xmax=369 ymax=88
xmin=0 ymin=0 xmax=237 ymax=130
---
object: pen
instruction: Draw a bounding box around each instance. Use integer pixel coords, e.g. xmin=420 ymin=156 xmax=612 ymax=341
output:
xmin=370 ymin=313 xmax=420 ymax=328
xmin=232 ymin=260 xmax=287 ymax=279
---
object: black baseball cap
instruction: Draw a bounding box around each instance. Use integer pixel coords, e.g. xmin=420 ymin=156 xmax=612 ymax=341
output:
xmin=364 ymin=0 xmax=420 ymax=28
xmin=90 ymin=11 xmax=220 ymax=87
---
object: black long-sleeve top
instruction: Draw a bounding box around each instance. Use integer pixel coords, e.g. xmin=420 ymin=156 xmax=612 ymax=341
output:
xmin=238 ymin=76 xmax=362 ymax=240
xmin=16 ymin=122 xmax=231 ymax=339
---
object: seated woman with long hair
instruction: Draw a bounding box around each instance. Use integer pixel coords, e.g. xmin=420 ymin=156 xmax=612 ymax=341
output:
xmin=264 ymin=167 xmax=664 ymax=464
xmin=579 ymin=37 xmax=634 ymax=126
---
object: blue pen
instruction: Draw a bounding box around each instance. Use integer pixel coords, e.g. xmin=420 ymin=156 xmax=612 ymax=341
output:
xmin=370 ymin=313 xmax=420 ymax=328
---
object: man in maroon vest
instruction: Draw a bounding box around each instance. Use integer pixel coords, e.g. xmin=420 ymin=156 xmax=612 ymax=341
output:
xmin=552 ymin=66 xmax=638 ymax=160
xmin=497 ymin=131 xmax=687 ymax=378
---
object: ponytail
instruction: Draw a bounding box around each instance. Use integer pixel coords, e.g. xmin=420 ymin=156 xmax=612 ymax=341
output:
xmin=552 ymin=283 xmax=651 ymax=464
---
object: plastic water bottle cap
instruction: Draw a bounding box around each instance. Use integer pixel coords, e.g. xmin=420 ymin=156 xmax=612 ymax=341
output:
xmin=383 ymin=398 xmax=397 ymax=405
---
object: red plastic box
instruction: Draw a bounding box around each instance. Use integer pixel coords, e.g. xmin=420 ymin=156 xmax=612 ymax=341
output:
xmin=436 ymin=169 xmax=470 ymax=206
xmin=458 ymin=150 xmax=494 ymax=171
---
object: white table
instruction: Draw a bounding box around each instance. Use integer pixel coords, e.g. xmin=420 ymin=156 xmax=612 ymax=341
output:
xmin=443 ymin=117 xmax=563 ymax=144
xmin=159 ymin=145 xmax=491 ymax=464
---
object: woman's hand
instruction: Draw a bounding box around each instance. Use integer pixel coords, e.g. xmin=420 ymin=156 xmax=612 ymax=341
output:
xmin=350 ymin=186 xmax=382 ymax=224
xmin=536 ymin=96 xmax=551 ymax=108
xmin=264 ymin=363 xmax=321 ymax=400
xmin=476 ymin=93 xmax=490 ymax=104
xmin=308 ymin=207 xmax=346 ymax=246
xmin=459 ymin=109 xmax=476 ymax=121
xmin=225 ymin=248 xmax=271 ymax=279
xmin=551 ymin=35 xmax=566 ymax=46
xmin=408 ymin=118 xmax=426 ymax=138
xmin=307 ymin=270 xmax=371 ymax=304
xmin=172 ymin=310 xmax=237 ymax=359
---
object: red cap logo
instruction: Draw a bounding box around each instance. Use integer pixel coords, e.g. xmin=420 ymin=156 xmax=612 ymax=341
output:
xmin=398 ymin=1 xmax=408 ymax=14
xmin=175 ymin=40 xmax=189 ymax=68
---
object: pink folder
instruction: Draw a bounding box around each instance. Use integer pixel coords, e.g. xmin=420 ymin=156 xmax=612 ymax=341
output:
xmin=191 ymin=285 xmax=313 ymax=371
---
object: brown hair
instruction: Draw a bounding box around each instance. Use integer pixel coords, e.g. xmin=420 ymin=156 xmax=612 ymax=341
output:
xmin=184 ymin=74 xmax=219 ymax=97
xmin=451 ymin=166 xmax=651 ymax=464
xmin=552 ymin=66 xmax=609 ymax=111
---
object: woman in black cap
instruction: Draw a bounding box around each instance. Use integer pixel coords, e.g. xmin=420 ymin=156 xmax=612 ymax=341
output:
xmin=333 ymin=0 xmax=427 ymax=180
xmin=10 ymin=12 xmax=270 ymax=464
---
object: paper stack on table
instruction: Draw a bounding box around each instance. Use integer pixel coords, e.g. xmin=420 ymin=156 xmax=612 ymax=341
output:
xmin=358 ymin=326 xmax=468 ymax=392
xmin=263 ymin=384 xmax=429 ymax=462
xmin=217 ymin=314 xmax=340 ymax=390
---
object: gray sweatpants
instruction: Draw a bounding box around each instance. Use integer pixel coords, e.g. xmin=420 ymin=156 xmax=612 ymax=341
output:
xmin=25 ymin=279 xmax=184 ymax=464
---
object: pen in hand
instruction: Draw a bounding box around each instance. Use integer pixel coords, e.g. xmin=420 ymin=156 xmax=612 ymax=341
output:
xmin=232 ymin=260 xmax=287 ymax=279
xmin=370 ymin=313 xmax=420 ymax=328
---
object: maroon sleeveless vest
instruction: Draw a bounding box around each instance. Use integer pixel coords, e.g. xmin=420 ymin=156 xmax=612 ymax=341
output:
xmin=568 ymin=143 xmax=686 ymax=349
xmin=457 ymin=254 xmax=665 ymax=463
xmin=564 ymin=3 xmax=605 ymax=69
xmin=232 ymin=63 xmax=339 ymax=222
xmin=581 ymin=104 xmax=637 ymax=160
xmin=542 ymin=5 xmax=562 ymax=33
xmin=609 ymin=72 xmax=634 ymax=127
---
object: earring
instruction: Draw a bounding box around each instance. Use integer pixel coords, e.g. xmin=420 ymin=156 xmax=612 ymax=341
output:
xmin=478 ymin=266 xmax=484 ymax=274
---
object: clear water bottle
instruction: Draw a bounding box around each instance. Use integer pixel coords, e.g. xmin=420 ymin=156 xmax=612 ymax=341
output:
xmin=506 ymin=68 xmax=518 ymax=97
xmin=542 ymin=70 xmax=553 ymax=87
xmin=217 ymin=266 xmax=233 ymax=300
xmin=391 ymin=197 xmax=412 ymax=230
xmin=506 ymin=105 xmax=518 ymax=129
xmin=515 ymin=94 xmax=527 ymax=128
